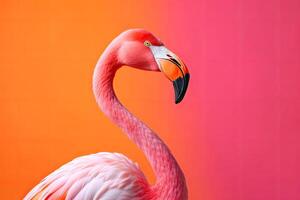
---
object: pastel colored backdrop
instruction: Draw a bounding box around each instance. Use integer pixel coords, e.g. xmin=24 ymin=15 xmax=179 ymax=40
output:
xmin=0 ymin=0 xmax=299 ymax=199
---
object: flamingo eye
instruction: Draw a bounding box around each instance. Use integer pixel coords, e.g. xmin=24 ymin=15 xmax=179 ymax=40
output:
xmin=144 ymin=40 xmax=152 ymax=47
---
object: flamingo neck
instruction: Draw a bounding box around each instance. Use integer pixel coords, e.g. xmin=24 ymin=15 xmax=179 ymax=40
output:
xmin=92 ymin=46 xmax=187 ymax=200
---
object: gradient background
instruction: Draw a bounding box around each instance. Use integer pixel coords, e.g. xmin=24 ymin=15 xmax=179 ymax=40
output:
xmin=1 ymin=0 xmax=300 ymax=199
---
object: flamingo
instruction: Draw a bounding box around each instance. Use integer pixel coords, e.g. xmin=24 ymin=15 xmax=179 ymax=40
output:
xmin=24 ymin=29 xmax=190 ymax=200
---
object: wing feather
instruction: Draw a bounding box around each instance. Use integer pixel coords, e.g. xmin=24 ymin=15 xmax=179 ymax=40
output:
xmin=24 ymin=152 xmax=149 ymax=200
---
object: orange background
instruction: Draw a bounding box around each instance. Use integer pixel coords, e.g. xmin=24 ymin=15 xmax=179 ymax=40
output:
xmin=0 ymin=1 xmax=196 ymax=199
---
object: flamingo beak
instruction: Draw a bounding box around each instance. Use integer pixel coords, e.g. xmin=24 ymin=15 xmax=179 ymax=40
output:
xmin=149 ymin=46 xmax=190 ymax=104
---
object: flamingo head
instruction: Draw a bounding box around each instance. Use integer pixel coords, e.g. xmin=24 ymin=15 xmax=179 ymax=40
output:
xmin=117 ymin=29 xmax=190 ymax=104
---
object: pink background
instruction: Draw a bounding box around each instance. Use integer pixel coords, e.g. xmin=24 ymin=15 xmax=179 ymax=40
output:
xmin=162 ymin=0 xmax=300 ymax=199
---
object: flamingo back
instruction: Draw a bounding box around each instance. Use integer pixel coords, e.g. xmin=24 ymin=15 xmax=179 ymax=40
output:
xmin=24 ymin=152 xmax=152 ymax=200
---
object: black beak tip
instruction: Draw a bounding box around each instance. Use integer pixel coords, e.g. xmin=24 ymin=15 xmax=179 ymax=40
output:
xmin=173 ymin=73 xmax=190 ymax=104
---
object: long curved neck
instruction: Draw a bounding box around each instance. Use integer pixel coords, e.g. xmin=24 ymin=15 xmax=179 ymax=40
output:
xmin=93 ymin=45 xmax=187 ymax=200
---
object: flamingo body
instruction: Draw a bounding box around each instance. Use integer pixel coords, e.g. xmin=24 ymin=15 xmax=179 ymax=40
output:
xmin=24 ymin=29 xmax=190 ymax=200
xmin=25 ymin=153 xmax=152 ymax=200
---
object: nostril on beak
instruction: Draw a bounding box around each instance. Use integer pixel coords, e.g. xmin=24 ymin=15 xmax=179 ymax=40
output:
xmin=165 ymin=54 xmax=181 ymax=67
xmin=170 ymin=58 xmax=181 ymax=67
